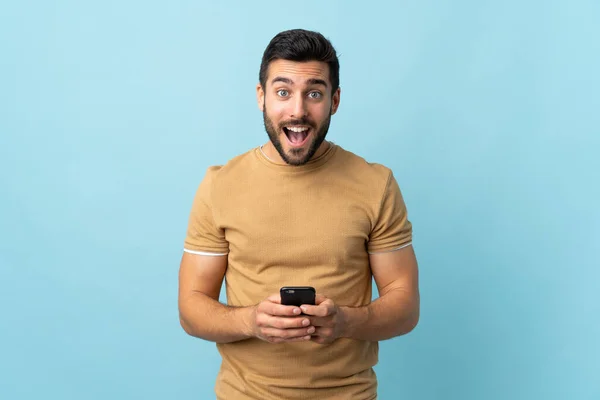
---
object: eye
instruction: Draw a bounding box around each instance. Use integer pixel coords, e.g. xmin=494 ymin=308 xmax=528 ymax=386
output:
xmin=308 ymin=91 xmax=322 ymax=99
xmin=277 ymin=89 xmax=289 ymax=97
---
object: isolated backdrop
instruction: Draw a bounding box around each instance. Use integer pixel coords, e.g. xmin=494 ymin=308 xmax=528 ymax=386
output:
xmin=1 ymin=1 xmax=599 ymax=399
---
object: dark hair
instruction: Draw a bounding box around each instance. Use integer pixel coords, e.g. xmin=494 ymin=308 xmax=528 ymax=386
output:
xmin=259 ymin=29 xmax=340 ymax=94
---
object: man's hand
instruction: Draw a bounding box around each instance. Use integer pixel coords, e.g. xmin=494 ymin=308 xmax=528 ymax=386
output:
xmin=300 ymin=295 xmax=347 ymax=344
xmin=250 ymin=294 xmax=315 ymax=343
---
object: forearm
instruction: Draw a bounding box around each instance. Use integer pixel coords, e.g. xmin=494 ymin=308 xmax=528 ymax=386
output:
xmin=341 ymin=288 xmax=419 ymax=341
xmin=179 ymin=291 xmax=255 ymax=343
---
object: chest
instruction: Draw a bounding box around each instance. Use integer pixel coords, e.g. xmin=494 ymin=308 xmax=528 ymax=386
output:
xmin=215 ymin=177 xmax=375 ymax=269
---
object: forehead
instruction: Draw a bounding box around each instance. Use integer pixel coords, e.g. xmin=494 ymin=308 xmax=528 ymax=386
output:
xmin=266 ymin=59 xmax=330 ymax=87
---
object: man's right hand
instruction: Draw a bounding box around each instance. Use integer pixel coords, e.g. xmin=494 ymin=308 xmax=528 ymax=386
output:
xmin=248 ymin=294 xmax=315 ymax=343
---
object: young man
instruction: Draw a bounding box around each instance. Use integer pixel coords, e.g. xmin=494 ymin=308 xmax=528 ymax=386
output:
xmin=178 ymin=29 xmax=420 ymax=400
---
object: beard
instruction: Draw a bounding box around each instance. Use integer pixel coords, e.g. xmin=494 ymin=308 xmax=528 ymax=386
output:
xmin=262 ymin=105 xmax=331 ymax=166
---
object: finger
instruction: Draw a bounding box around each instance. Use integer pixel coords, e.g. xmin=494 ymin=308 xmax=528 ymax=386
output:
xmin=300 ymin=302 xmax=332 ymax=317
xmin=299 ymin=304 xmax=323 ymax=316
xmin=264 ymin=303 xmax=302 ymax=317
xmin=266 ymin=335 xmax=312 ymax=344
xmin=259 ymin=300 xmax=301 ymax=317
xmin=310 ymin=327 xmax=334 ymax=342
xmin=311 ymin=336 xmax=327 ymax=344
xmin=266 ymin=316 xmax=311 ymax=330
xmin=287 ymin=335 xmax=312 ymax=342
xmin=267 ymin=293 xmax=281 ymax=304
xmin=311 ymin=327 xmax=327 ymax=337
xmin=261 ymin=326 xmax=315 ymax=340
xmin=310 ymin=333 xmax=331 ymax=345
xmin=315 ymin=294 xmax=328 ymax=305
xmin=307 ymin=316 xmax=331 ymax=327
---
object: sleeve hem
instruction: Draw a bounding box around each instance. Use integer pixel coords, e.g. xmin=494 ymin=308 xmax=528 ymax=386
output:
xmin=367 ymin=241 xmax=412 ymax=254
xmin=183 ymin=248 xmax=229 ymax=256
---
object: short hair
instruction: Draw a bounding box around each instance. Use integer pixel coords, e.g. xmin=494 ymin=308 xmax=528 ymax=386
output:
xmin=259 ymin=29 xmax=340 ymax=94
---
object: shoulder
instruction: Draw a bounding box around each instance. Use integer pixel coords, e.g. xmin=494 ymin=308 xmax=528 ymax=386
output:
xmin=332 ymin=144 xmax=395 ymax=189
xmin=200 ymin=148 xmax=259 ymax=185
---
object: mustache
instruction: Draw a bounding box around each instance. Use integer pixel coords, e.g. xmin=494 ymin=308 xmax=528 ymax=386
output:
xmin=278 ymin=118 xmax=314 ymax=128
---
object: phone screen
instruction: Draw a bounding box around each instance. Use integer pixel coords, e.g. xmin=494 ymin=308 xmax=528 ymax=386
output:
xmin=280 ymin=286 xmax=316 ymax=307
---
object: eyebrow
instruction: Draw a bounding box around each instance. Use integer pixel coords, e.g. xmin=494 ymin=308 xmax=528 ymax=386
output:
xmin=271 ymin=77 xmax=328 ymax=87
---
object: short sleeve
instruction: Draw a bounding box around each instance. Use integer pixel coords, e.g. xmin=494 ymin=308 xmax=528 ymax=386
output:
xmin=183 ymin=167 xmax=229 ymax=255
xmin=367 ymin=172 xmax=413 ymax=253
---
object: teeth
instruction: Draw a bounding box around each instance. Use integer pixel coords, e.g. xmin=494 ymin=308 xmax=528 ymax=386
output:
xmin=286 ymin=126 xmax=309 ymax=133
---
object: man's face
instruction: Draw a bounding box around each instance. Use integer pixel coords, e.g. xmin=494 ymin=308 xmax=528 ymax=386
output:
xmin=257 ymin=59 xmax=340 ymax=166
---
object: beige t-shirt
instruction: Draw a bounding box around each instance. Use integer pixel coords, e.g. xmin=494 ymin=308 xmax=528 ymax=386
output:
xmin=184 ymin=143 xmax=412 ymax=400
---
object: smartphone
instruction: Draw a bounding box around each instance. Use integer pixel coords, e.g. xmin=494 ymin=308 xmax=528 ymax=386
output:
xmin=280 ymin=286 xmax=316 ymax=307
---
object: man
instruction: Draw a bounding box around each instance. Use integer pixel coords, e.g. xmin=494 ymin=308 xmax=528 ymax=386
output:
xmin=178 ymin=29 xmax=420 ymax=399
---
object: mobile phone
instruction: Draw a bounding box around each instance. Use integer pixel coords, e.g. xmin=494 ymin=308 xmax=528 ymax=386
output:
xmin=280 ymin=286 xmax=316 ymax=307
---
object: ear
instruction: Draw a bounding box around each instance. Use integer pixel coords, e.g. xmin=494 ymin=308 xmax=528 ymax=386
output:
xmin=330 ymin=87 xmax=341 ymax=115
xmin=257 ymin=83 xmax=265 ymax=112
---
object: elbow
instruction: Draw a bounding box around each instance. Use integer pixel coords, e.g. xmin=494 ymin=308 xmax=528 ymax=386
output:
xmin=398 ymin=305 xmax=420 ymax=336
xmin=404 ymin=311 xmax=420 ymax=334
xmin=179 ymin=313 xmax=196 ymax=337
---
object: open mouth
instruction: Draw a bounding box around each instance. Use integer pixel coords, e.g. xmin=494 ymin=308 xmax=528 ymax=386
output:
xmin=283 ymin=126 xmax=311 ymax=147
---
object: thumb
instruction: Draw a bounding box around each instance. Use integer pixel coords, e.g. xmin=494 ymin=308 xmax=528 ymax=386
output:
xmin=267 ymin=293 xmax=282 ymax=304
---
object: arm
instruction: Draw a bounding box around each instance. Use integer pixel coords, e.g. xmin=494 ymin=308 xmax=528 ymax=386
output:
xmin=302 ymin=244 xmax=419 ymax=343
xmin=178 ymin=252 xmax=314 ymax=344
xmin=178 ymin=252 xmax=254 ymax=343
xmin=341 ymin=244 xmax=420 ymax=341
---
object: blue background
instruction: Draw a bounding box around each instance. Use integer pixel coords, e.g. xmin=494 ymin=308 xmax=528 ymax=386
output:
xmin=1 ymin=1 xmax=598 ymax=399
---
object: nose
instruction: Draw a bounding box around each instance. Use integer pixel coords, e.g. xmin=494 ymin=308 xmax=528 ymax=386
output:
xmin=290 ymin=95 xmax=307 ymax=119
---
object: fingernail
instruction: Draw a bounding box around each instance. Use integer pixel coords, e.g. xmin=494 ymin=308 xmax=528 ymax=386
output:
xmin=304 ymin=335 xmax=311 ymax=340
xmin=293 ymin=308 xmax=300 ymax=314
xmin=307 ymin=327 xmax=315 ymax=334
xmin=302 ymin=319 xmax=309 ymax=326
xmin=300 ymin=306 xmax=307 ymax=312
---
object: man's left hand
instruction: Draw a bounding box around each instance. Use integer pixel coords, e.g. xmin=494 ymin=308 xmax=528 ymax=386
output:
xmin=300 ymin=295 xmax=347 ymax=344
